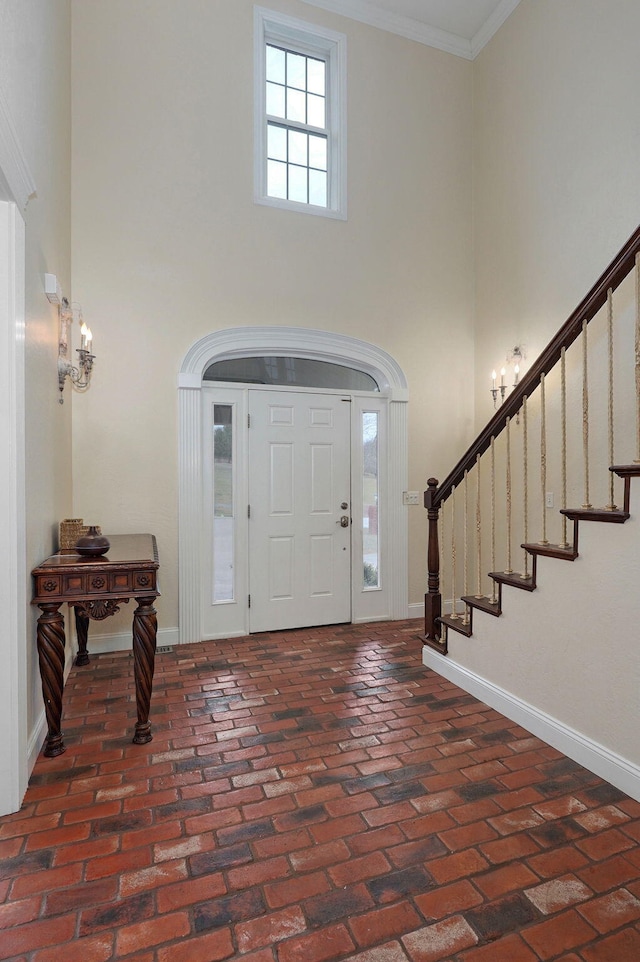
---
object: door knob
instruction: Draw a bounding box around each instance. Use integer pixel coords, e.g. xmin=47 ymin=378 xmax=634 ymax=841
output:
xmin=337 ymin=515 xmax=350 ymax=527
xmin=340 ymin=502 xmax=348 ymax=510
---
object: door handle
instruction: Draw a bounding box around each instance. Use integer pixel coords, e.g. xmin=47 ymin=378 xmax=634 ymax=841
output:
xmin=337 ymin=515 xmax=350 ymax=527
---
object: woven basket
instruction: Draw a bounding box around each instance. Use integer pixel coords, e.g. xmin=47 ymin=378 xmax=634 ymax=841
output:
xmin=59 ymin=518 xmax=102 ymax=551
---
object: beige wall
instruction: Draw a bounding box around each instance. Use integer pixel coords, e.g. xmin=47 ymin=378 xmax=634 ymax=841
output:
xmin=0 ymin=0 xmax=73 ymax=748
xmin=70 ymin=0 xmax=475 ymax=633
xmin=443 ymin=0 xmax=640 ymax=773
xmin=473 ymin=0 xmax=640 ymax=427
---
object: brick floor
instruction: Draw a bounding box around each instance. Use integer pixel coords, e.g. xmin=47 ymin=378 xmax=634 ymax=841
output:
xmin=1 ymin=619 xmax=640 ymax=961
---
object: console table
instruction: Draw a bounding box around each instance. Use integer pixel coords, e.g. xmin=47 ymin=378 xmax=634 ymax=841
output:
xmin=31 ymin=534 xmax=159 ymax=757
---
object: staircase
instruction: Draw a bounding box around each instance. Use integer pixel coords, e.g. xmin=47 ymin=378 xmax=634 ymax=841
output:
xmin=422 ymin=225 xmax=640 ymax=653
xmin=420 ymin=226 xmax=640 ymax=798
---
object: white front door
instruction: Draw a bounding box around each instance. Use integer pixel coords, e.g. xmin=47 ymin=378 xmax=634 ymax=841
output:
xmin=248 ymin=390 xmax=351 ymax=632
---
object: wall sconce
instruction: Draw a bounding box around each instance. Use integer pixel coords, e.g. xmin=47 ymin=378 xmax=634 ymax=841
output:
xmin=46 ymin=275 xmax=95 ymax=404
xmin=58 ymin=299 xmax=94 ymax=402
xmin=490 ymin=345 xmax=525 ymax=408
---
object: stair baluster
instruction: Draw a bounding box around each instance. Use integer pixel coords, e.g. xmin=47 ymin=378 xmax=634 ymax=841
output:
xmin=474 ymin=455 xmax=480 ymax=597
xmin=505 ymin=418 xmax=513 ymax=573
xmin=463 ymin=470 xmax=470 ymax=625
xmin=636 ymin=253 xmax=640 ymax=464
xmin=450 ymin=487 xmax=458 ymax=620
xmin=559 ymin=350 xmax=569 ymax=548
xmin=522 ymin=396 xmax=530 ymax=576
xmin=490 ymin=437 xmax=497 ymax=602
xmin=539 ymin=374 xmax=548 ymax=545
xmin=582 ymin=318 xmax=592 ymax=509
xmin=606 ymin=288 xmax=617 ymax=510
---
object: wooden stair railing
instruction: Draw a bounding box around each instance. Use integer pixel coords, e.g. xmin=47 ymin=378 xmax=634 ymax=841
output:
xmin=423 ymin=224 xmax=640 ymax=655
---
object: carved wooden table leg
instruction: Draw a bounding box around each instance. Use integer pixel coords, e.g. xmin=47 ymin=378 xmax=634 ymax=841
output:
xmin=132 ymin=595 xmax=157 ymax=744
xmin=36 ymin=602 xmax=66 ymax=757
xmin=74 ymin=606 xmax=90 ymax=666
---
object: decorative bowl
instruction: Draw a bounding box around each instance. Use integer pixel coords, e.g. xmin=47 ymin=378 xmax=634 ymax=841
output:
xmin=75 ymin=526 xmax=110 ymax=557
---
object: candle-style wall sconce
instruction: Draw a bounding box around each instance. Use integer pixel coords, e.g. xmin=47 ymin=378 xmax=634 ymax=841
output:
xmin=490 ymin=345 xmax=525 ymax=408
xmin=45 ymin=274 xmax=95 ymax=404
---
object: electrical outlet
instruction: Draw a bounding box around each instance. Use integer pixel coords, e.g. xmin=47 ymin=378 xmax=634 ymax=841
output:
xmin=545 ymin=491 xmax=554 ymax=508
xmin=403 ymin=491 xmax=420 ymax=506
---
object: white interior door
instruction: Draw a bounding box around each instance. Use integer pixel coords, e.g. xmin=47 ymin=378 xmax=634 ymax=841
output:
xmin=248 ymin=390 xmax=351 ymax=632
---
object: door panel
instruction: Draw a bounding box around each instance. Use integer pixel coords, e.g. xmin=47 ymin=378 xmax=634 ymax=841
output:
xmin=269 ymin=537 xmax=294 ymax=599
xmin=310 ymin=535 xmax=333 ymax=595
xmin=310 ymin=444 xmax=333 ymax=513
xmin=270 ymin=443 xmax=294 ymax=514
xmin=249 ymin=390 xmax=351 ymax=632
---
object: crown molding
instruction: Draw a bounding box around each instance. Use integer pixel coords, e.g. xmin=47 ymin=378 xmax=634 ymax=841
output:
xmin=300 ymin=0 xmax=522 ymax=60
xmin=0 ymin=84 xmax=36 ymax=210
xmin=300 ymin=0 xmax=472 ymax=59
xmin=471 ymin=0 xmax=522 ymax=58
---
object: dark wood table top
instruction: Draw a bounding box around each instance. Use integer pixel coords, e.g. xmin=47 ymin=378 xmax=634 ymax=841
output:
xmin=34 ymin=533 xmax=158 ymax=569
xmin=32 ymin=534 xmax=159 ymax=605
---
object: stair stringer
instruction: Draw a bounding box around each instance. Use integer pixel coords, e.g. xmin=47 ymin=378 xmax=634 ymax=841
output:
xmin=423 ymin=512 xmax=640 ymax=800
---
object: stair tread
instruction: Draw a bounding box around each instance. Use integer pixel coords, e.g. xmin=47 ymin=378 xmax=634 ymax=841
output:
xmin=461 ymin=594 xmax=501 ymax=616
xmin=489 ymin=570 xmax=536 ymax=591
xmin=437 ymin=614 xmax=472 ymax=637
xmin=560 ymin=506 xmax=629 ymax=523
xmin=611 ymin=463 xmax=640 ymax=478
xmin=522 ymin=541 xmax=578 ymax=561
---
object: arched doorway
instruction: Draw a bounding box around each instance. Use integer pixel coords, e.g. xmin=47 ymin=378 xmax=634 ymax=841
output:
xmin=178 ymin=327 xmax=409 ymax=644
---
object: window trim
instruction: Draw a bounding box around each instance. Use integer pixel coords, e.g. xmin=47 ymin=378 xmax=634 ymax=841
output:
xmin=254 ymin=6 xmax=347 ymax=220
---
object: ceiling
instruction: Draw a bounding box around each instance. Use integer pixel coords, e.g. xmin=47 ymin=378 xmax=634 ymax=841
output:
xmin=300 ymin=0 xmax=522 ymax=59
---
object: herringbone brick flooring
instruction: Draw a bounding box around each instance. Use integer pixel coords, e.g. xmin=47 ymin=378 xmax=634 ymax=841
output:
xmin=1 ymin=619 xmax=640 ymax=961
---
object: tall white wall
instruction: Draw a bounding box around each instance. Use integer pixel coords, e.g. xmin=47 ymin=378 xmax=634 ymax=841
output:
xmin=0 ymin=0 xmax=73 ymax=776
xmin=70 ymin=0 xmax=475 ymax=634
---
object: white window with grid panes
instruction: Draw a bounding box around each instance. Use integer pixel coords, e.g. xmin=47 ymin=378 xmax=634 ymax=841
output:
xmin=254 ymin=7 xmax=347 ymax=219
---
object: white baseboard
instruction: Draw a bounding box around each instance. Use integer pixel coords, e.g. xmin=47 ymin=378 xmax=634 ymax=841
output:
xmin=27 ymin=709 xmax=47 ymax=777
xmin=87 ymin=626 xmax=180 ymax=654
xmin=422 ymin=649 xmax=640 ymax=803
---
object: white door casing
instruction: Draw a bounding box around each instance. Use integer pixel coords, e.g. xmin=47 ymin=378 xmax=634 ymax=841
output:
xmin=179 ymin=327 xmax=409 ymax=645
xmin=201 ymin=384 xmax=391 ymax=638
xmin=0 ymin=201 xmax=28 ymax=816
xmin=0 ymin=84 xmax=35 ymax=815
xmin=248 ymin=390 xmax=351 ymax=632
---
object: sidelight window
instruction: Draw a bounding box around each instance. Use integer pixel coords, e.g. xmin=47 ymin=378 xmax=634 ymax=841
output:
xmin=362 ymin=411 xmax=380 ymax=589
xmin=212 ymin=404 xmax=234 ymax=603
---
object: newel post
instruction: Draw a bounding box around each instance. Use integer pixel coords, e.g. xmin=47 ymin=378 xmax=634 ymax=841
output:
xmin=423 ymin=477 xmax=445 ymax=652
